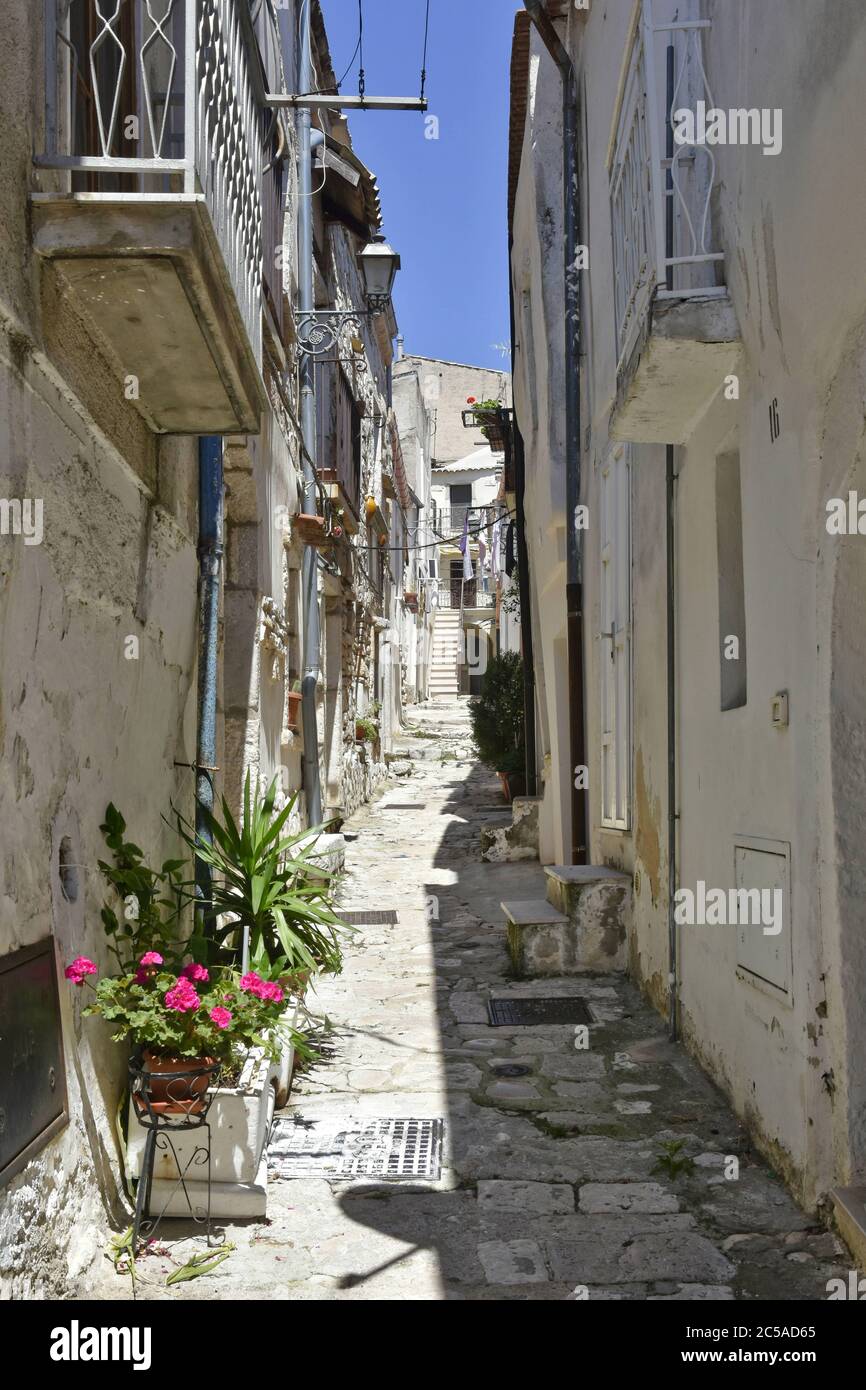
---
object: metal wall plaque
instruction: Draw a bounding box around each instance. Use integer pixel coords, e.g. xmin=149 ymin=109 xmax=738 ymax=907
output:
xmin=0 ymin=939 xmax=69 ymax=1187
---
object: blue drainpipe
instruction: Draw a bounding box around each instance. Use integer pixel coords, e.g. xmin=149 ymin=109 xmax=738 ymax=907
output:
xmin=196 ymin=436 xmax=224 ymax=942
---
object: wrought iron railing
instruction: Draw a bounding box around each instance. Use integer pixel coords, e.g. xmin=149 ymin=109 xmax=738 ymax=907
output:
xmin=432 ymin=506 xmax=495 ymax=544
xmin=433 ymin=583 xmax=495 ymax=611
xmin=38 ymin=0 xmax=286 ymax=371
xmin=609 ymin=0 xmax=726 ymax=370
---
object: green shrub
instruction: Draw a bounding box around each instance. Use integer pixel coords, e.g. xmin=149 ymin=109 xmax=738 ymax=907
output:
xmin=470 ymin=651 xmax=525 ymax=774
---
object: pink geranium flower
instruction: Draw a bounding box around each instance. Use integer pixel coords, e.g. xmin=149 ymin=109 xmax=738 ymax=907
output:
xmin=239 ymin=971 xmax=284 ymax=1004
xmin=181 ymin=961 xmax=209 ymax=983
xmin=165 ymin=978 xmax=200 ymax=1013
xmin=209 ymin=1007 xmax=232 ymax=1030
xmin=65 ymin=956 xmax=98 ymax=986
xmin=139 ymin=951 xmax=163 ymax=967
xmin=258 ymin=981 xmax=284 ymax=1004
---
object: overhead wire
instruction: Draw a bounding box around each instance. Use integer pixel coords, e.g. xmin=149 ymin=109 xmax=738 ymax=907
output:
xmin=420 ymin=0 xmax=431 ymax=102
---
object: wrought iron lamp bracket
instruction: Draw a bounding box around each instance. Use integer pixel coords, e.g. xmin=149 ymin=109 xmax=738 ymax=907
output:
xmin=297 ymin=306 xmax=387 ymax=358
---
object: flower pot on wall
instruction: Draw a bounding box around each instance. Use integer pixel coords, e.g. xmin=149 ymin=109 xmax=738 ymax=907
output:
xmin=287 ymin=690 xmax=303 ymax=729
xmin=497 ymin=771 xmax=513 ymax=803
xmin=294 ymin=514 xmax=327 ymax=546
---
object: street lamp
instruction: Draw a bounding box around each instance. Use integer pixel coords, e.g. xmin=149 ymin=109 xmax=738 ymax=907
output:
xmin=357 ymin=234 xmax=401 ymax=314
xmin=297 ymin=233 xmax=401 ymax=357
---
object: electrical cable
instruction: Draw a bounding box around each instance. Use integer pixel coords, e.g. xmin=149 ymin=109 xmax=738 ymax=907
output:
xmin=358 ymin=0 xmax=365 ymax=102
xmin=353 ymin=508 xmax=516 ymax=555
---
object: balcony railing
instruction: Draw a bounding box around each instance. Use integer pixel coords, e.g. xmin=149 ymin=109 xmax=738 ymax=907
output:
xmin=432 ymin=506 xmax=496 ymax=545
xmin=433 ymin=583 xmax=495 ymax=611
xmin=38 ymin=0 xmax=283 ymax=372
xmin=609 ymin=0 xmax=726 ymax=371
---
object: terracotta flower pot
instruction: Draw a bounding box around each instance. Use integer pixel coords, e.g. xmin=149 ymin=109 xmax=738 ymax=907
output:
xmin=136 ymin=1050 xmax=218 ymax=1117
xmin=497 ymin=771 xmax=513 ymax=803
xmin=294 ymin=514 xmax=327 ymax=546
xmin=287 ymin=690 xmax=302 ymax=728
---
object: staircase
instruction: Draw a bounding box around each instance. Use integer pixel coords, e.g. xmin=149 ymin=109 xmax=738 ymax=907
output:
xmin=429 ymin=608 xmax=461 ymax=699
xmin=501 ymin=864 xmax=632 ymax=977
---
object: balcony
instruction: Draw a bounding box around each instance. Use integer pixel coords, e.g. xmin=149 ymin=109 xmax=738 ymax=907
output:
xmin=608 ymin=0 xmax=740 ymax=444
xmin=32 ymin=0 xmax=279 ymax=434
xmin=433 ymin=583 xmax=495 ymax=614
xmin=432 ymin=506 xmax=496 ymax=547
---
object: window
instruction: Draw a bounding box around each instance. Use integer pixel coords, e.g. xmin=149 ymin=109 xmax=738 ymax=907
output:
xmin=450 ymin=484 xmax=472 ymax=531
xmin=715 ymin=450 xmax=747 ymax=710
xmin=600 ymin=445 xmax=631 ymax=829
xmin=336 ymin=370 xmax=362 ymax=514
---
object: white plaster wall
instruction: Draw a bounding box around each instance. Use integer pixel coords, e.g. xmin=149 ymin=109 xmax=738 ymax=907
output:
xmin=511 ymin=36 xmax=571 ymax=865
xmin=559 ymin=0 xmax=866 ymax=1202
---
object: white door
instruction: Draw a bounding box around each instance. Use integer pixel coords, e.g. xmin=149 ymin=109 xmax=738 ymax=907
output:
xmin=600 ymin=445 xmax=631 ymax=829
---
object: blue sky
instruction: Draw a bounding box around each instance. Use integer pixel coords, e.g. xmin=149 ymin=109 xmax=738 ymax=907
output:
xmin=318 ymin=0 xmax=518 ymax=371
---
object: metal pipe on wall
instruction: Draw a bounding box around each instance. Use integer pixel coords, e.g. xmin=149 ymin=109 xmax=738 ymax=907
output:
xmin=665 ymin=43 xmax=679 ymax=1040
xmin=523 ymin=1 xmax=586 ymax=862
xmin=294 ymin=0 xmax=323 ymax=826
xmin=195 ymin=435 xmax=224 ymax=940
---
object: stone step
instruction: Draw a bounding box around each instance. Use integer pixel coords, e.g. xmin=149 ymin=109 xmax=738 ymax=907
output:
xmin=830 ymin=1188 xmax=866 ymax=1274
xmin=543 ymin=864 xmax=632 ymax=972
xmin=500 ymin=899 xmax=571 ymax=978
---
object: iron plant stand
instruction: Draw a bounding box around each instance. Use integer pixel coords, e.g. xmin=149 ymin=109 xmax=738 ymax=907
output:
xmin=129 ymin=1055 xmax=222 ymax=1249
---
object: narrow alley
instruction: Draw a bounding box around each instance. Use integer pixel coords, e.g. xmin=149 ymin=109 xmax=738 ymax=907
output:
xmin=106 ymin=700 xmax=848 ymax=1303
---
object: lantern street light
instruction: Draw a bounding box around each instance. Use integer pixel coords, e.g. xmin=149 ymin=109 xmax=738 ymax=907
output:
xmin=297 ymin=234 xmax=401 ymax=357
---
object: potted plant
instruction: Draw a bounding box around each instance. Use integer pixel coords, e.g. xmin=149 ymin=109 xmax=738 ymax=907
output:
xmin=67 ymin=783 xmax=348 ymax=1221
xmin=176 ymin=771 xmax=348 ymax=981
xmin=355 ymin=698 xmax=381 ymax=745
xmin=469 ymin=651 xmax=527 ymax=802
xmin=294 ymin=513 xmax=327 ymax=546
xmin=67 ymin=952 xmax=302 ymax=1115
xmin=466 ymin=396 xmax=508 ymax=451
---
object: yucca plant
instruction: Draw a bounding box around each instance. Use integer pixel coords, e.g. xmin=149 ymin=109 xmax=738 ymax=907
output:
xmin=176 ymin=772 xmax=348 ymax=979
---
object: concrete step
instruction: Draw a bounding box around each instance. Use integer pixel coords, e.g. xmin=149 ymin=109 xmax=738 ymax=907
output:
xmin=543 ymin=865 xmax=631 ymax=972
xmin=830 ymin=1188 xmax=866 ymax=1275
xmin=500 ymin=899 xmax=569 ymax=978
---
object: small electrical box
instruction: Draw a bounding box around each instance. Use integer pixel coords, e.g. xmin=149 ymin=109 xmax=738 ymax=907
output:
xmin=771 ymin=690 xmax=789 ymax=728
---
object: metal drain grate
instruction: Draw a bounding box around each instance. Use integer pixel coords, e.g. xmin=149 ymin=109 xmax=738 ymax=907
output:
xmin=488 ymin=996 xmax=593 ymax=1027
xmin=380 ymin=804 xmax=427 ymax=810
xmin=338 ymin=909 xmax=399 ymax=925
xmin=268 ymin=1117 xmax=443 ymax=1181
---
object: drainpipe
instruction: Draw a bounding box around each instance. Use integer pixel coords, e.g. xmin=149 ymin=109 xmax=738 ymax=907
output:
xmin=508 ymin=261 xmax=536 ymax=796
xmin=294 ymin=0 xmax=323 ymax=826
xmin=196 ymin=437 xmax=223 ymax=940
xmin=665 ymin=43 xmax=679 ymax=1040
xmin=523 ymin=1 xmax=586 ymax=863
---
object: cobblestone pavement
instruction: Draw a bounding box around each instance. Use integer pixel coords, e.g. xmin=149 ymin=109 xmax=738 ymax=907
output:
xmin=102 ymin=700 xmax=851 ymax=1301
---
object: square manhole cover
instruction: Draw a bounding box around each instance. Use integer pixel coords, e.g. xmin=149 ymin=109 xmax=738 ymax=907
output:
xmin=487 ymin=997 xmax=593 ymax=1027
xmin=338 ymin=910 xmax=399 ymax=925
xmin=268 ymin=1117 xmax=443 ymax=1181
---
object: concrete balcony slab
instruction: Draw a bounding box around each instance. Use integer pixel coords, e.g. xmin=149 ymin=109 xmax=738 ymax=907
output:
xmin=32 ymin=195 xmax=267 ymax=434
xmin=611 ymin=293 xmax=741 ymax=445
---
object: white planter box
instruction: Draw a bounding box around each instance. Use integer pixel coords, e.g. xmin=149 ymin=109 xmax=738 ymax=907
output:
xmin=126 ymin=1034 xmax=295 ymax=1219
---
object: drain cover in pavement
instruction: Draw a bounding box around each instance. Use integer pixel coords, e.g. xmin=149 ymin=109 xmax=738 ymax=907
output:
xmin=269 ymin=1117 xmax=443 ymax=1181
xmin=338 ymin=909 xmax=399 ymax=925
xmin=487 ymin=997 xmax=593 ymax=1027
xmin=380 ymin=804 xmax=427 ymax=810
